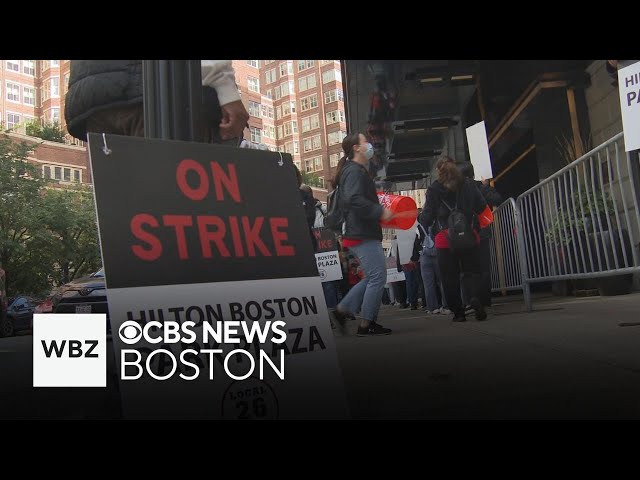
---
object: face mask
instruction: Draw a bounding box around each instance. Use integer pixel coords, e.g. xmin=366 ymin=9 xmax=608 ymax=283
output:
xmin=363 ymin=142 xmax=374 ymax=160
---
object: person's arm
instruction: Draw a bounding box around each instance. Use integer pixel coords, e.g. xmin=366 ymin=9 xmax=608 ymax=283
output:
xmin=201 ymin=60 xmax=249 ymax=140
xmin=201 ymin=60 xmax=241 ymax=105
xmin=340 ymin=168 xmax=384 ymax=221
xmin=480 ymin=182 xmax=503 ymax=208
xmin=410 ymin=234 xmax=422 ymax=262
xmin=418 ymin=187 xmax=437 ymax=229
xmin=471 ymin=182 xmax=488 ymax=215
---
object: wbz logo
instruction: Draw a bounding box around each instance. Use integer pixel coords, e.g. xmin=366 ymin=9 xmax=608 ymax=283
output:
xmin=33 ymin=314 xmax=106 ymax=387
xmin=41 ymin=339 xmax=99 ymax=358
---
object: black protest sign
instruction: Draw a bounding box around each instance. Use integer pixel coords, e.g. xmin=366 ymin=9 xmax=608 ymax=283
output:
xmin=87 ymin=134 xmax=348 ymax=420
xmin=88 ymin=134 xmax=317 ymax=289
xmin=312 ymin=227 xmax=339 ymax=253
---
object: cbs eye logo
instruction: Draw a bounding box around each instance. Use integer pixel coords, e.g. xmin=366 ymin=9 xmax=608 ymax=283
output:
xmin=119 ymin=321 xmax=143 ymax=345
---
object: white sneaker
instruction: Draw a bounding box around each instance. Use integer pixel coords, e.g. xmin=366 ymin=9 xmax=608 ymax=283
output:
xmin=439 ymin=308 xmax=452 ymax=315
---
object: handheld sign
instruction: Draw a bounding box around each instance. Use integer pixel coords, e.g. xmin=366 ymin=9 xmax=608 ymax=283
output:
xmin=386 ymin=256 xmax=405 ymax=283
xmin=88 ymin=134 xmax=348 ymax=420
xmin=618 ymin=61 xmax=640 ymax=152
xmin=313 ymin=228 xmax=343 ymax=283
xmin=466 ymin=121 xmax=493 ymax=180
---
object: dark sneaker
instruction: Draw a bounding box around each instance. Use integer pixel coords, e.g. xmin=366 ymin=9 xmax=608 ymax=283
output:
xmin=399 ymin=303 xmax=409 ymax=309
xmin=410 ymin=304 xmax=418 ymax=310
xmin=356 ymin=323 xmax=392 ymax=336
xmin=452 ymin=314 xmax=467 ymax=322
xmin=333 ymin=309 xmax=349 ymax=327
xmin=470 ymin=297 xmax=487 ymax=321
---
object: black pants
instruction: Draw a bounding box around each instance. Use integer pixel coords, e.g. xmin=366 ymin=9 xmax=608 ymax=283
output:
xmin=437 ymin=246 xmax=483 ymax=317
xmin=391 ymin=280 xmax=407 ymax=305
xmin=477 ymin=236 xmax=492 ymax=306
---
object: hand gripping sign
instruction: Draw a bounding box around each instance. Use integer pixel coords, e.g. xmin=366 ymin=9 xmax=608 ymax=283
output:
xmin=88 ymin=134 xmax=348 ymax=420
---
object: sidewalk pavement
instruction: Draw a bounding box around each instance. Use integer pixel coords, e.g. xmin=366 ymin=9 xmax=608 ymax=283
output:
xmin=333 ymin=292 xmax=640 ymax=419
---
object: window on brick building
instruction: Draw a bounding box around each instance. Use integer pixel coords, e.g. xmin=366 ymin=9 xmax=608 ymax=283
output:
xmin=298 ymin=60 xmax=315 ymax=71
xmin=23 ymin=60 xmax=35 ymax=76
xmin=265 ymin=69 xmax=277 ymax=84
xmin=323 ymin=69 xmax=342 ymax=84
xmin=6 ymin=83 xmax=20 ymax=102
xmin=300 ymin=94 xmax=318 ymax=111
xmin=6 ymin=113 xmax=20 ymax=129
xmin=298 ymin=74 xmax=317 ymax=92
xmin=6 ymin=61 xmax=19 ymax=72
xmin=23 ymin=86 xmax=35 ymax=106
xmin=248 ymin=100 xmax=261 ymax=118
xmin=324 ymin=88 xmax=344 ymax=104
xmin=248 ymin=76 xmax=260 ymax=93
xmin=328 ymin=131 xmax=346 ymax=146
xmin=326 ymin=110 xmax=345 ymax=125
xmin=250 ymin=126 xmax=262 ymax=143
xmin=51 ymin=77 xmax=60 ymax=97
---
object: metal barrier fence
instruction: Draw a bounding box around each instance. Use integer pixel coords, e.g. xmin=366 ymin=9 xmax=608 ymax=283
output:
xmin=489 ymin=198 xmax=526 ymax=294
xmin=515 ymin=132 xmax=640 ymax=311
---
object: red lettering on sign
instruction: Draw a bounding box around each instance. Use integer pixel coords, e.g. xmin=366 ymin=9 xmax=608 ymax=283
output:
xmin=162 ymin=215 xmax=193 ymax=260
xmin=176 ymin=159 xmax=209 ymax=201
xmin=271 ymin=217 xmax=295 ymax=256
xmin=197 ymin=216 xmax=231 ymax=258
xmin=131 ymin=214 xmax=162 ymax=261
xmin=211 ymin=162 xmax=241 ymax=203
xmin=242 ymin=216 xmax=271 ymax=257
xmin=228 ymin=216 xmax=245 ymax=257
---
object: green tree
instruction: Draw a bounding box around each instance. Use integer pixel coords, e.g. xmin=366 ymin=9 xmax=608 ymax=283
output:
xmin=40 ymin=186 xmax=101 ymax=285
xmin=25 ymin=120 xmax=65 ymax=144
xmin=0 ymin=135 xmax=48 ymax=295
xmin=0 ymin=134 xmax=101 ymax=296
xmin=301 ymin=171 xmax=323 ymax=188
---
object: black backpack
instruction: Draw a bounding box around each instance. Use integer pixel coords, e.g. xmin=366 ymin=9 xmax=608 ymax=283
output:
xmin=325 ymin=187 xmax=345 ymax=233
xmin=442 ymin=192 xmax=476 ymax=250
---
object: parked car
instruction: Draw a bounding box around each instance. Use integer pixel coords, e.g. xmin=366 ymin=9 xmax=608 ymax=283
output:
xmin=52 ymin=268 xmax=110 ymax=332
xmin=2 ymin=296 xmax=38 ymax=336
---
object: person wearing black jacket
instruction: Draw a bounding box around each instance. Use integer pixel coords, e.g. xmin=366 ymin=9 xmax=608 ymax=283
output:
xmin=332 ymin=133 xmax=394 ymax=336
xmin=460 ymin=162 xmax=502 ymax=307
xmin=64 ymin=60 xmax=249 ymax=142
xmin=419 ymin=156 xmax=487 ymax=322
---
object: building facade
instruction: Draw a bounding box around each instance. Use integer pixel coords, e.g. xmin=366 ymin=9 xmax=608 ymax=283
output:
xmin=233 ymin=60 xmax=347 ymax=201
xmin=0 ymin=60 xmax=74 ymax=144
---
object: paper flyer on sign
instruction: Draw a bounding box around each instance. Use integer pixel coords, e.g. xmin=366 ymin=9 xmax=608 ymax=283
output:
xmin=465 ymin=121 xmax=493 ymax=180
xmin=313 ymin=228 xmax=343 ymax=283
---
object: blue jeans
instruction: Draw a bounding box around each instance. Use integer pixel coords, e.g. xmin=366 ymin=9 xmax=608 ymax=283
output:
xmin=337 ymin=239 xmax=386 ymax=323
xmin=403 ymin=267 xmax=418 ymax=305
xmin=420 ymin=253 xmax=447 ymax=311
xmin=321 ymin=280 xmax=339 ymax=310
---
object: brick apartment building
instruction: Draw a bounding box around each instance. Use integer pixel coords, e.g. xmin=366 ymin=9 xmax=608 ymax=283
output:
xmin=1 ymin=60 xmax=347 ymax=199
xmin=233 ymin=60 xmax=347 ymax=202
xmin=0 ymin=60 xmax=72 ymax=141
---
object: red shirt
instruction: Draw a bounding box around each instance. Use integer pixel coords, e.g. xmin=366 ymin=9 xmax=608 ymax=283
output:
xmin=342 ymin=238 xmax=363 ymax=248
